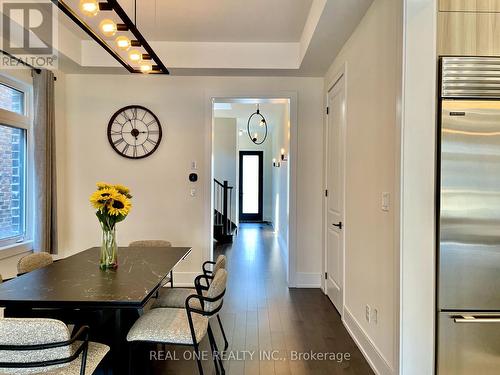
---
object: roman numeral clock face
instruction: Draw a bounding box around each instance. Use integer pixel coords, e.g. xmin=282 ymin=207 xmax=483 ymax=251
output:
xmin=107 ymin=105 xmax=162 ymax=159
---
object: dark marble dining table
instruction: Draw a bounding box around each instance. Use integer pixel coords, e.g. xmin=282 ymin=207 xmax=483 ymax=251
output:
xmin=0 ymin=246 xmax=192 ymax=373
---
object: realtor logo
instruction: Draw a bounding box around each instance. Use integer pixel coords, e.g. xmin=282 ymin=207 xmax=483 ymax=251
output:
xmin=1 ymin=0 xmax=58 ymax=68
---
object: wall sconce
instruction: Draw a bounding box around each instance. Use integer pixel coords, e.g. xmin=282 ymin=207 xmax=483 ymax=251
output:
xmin=272 ymin=158 xmax=281 ymax=168
xmin=280 ymin=148 xmax=288 ymax=162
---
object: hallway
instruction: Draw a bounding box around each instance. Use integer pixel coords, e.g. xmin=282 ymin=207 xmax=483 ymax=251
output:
xmin=155 ymin=223 xmax=374 ymax=374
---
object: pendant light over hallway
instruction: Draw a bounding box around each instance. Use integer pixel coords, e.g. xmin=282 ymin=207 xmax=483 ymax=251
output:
xmin=247 ymin=104 xmax=268 ymax=145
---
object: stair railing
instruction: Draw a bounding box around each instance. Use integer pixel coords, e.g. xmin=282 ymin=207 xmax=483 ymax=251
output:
xmin=214 ymin=179 xmax=234 ymax=236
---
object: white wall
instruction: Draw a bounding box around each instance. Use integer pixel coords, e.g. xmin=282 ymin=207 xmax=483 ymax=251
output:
xmin=271 ymin=102 xmax=290 ymax=256
xmin=57 ymin=75 xmax=323 ymax=285
xmin=213 ymin=117 xmax=237 ymax=221
xmin=324 ymin=0 xmax=402 ymax=374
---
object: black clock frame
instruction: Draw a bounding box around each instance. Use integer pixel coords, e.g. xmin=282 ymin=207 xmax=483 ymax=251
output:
xmin=107 ymin=105 xmax=162 ymax=159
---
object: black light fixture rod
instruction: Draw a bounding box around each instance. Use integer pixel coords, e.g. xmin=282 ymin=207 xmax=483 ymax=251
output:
xmin=106 ymin=0 xmax=169 ymax=74
xmin=98 ymin=2 xmax=112 ymax=11
xmin=51 ymin=0 xmax=135 ymax=73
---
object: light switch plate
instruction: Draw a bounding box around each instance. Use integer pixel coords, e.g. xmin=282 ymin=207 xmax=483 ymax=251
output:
xmin=382 ymin=192 xmax=390 ymax=212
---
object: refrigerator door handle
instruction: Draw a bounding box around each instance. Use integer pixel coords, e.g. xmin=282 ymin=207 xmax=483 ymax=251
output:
xmin=454 ymin=315 xmax=500 ymax=323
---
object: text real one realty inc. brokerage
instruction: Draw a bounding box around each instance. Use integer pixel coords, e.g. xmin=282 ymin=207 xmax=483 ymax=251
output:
xmin=149 ymin=350 xmax=352 ymax=363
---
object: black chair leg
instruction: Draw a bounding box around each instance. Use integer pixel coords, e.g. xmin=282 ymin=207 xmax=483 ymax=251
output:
xmin=207 ymin=325 xmax=221 ymax=375
xmin=170 ymin=271 xmax=174 ymax=287
xmin=216 ymin=314 xmax=229 ymax=351
xmin=208 ymin=323 xmax=225 ymax=374
xmin=193 ymin=343 xmax=204 ymax=375
xmin=128 ymin=342 xmax=134 ymax=375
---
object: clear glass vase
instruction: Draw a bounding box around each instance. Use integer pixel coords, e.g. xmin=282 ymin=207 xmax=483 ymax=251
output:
xmin=100 ymin=227 xmax=118 ymax=270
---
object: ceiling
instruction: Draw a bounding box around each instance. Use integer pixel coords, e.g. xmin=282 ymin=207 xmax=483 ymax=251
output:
xmin=61 ymin=0 xmax=312 ymax=42
xmin=54 ymin=0 xmax=374 ymax=76
xmin=120 ymin=0 xmax=313 ymax=42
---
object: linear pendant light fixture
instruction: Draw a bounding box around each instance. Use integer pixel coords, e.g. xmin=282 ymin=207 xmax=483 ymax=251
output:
xmin=52 ymin=0 xmax=169 ymax=74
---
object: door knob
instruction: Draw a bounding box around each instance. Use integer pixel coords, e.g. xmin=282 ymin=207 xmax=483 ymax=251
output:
xmin=332 ymin=222 xmax=343 ymax=229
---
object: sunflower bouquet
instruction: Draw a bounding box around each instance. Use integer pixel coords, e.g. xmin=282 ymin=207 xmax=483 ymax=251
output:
xmin=90 ymin=182 xmax=132 ymax=269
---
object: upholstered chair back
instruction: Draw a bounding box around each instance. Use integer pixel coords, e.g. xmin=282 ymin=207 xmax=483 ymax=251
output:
xmin=17 ymin=253 xmax=53 ymax=274
xmin=129 ymin=240 xmax=172 ymax=247
xmin=0 ymin=318 xmax=71 ymax=374
xmin=213 ymin=255 xmax=227 ymax=275
xmin=205 ymin=269 xmax=227 ymax=313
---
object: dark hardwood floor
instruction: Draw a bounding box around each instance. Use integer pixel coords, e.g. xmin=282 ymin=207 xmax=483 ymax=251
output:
xmin=151 ymin=223 xmax=374 ymax=375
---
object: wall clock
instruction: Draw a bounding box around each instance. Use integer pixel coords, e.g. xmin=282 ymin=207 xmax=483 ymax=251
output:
xmin=107 ymin=105 xmax=162 ymax=159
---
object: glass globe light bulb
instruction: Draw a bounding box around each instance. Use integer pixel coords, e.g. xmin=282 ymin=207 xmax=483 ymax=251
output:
xmin=140 ymin=63 xmax=152 ymax=73
xmin=99 ymin=19 xmax=117 ymax=37
xmin=128 ymin=50 xmax=142 ymax=62
xmin=79 ymin=0 xmax=99 ymax=16
xmin=115 ymin=36 xmax=131 ymax=50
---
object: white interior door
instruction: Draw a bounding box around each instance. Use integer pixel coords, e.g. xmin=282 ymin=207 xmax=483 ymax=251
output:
xmin=325 ymin=76 xmax=345 ymax=314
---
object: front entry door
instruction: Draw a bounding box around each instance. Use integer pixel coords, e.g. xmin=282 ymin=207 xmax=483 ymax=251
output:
xmin=239 ymin=151 xmax=263 ymax=222
xmin=325 ymin=75 xmax=345 ymax=314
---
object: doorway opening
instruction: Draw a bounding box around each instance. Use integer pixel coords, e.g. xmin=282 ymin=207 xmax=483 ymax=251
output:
xmin=210 ymin=97 xmax=293 ymax=283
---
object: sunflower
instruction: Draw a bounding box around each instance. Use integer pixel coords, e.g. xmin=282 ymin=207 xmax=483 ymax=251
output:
xmin=107 ymin=193 xmax=132 ymax=216
xmin=90 ymin=187 xmax=117 ymax=210
xmin=96 ymin=182 xmax=112 ymax=190
xmin=113 ymin=184 xmax=132 ymax=198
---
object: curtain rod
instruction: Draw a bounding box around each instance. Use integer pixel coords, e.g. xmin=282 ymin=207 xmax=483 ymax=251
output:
xmin=0 ymin=49 xmax=57 ymax=81
xmin=0 ymin=49 xmax=41 ymax=74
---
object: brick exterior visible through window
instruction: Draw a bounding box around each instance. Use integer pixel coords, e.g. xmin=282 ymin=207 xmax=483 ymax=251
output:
xmin=0 ymin=125 xmax=25 ymax=239
xmin=0 ymin=83 xmax=26 ymax=241
xmin=0 ymin=83 xmax=23 ymax=114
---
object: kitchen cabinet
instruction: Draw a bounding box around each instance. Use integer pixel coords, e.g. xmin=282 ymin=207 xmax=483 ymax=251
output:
xmin=438 ymin=11 xmax=500 ymax=55
xmin=439 ymin=0 xmax=500 ymax=12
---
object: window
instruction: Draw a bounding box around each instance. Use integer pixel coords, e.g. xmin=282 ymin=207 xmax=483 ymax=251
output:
xmin=0 ymin=83 xmax=24 ymax=114
xmin=0 ymin=77 xmax=30 ymax=248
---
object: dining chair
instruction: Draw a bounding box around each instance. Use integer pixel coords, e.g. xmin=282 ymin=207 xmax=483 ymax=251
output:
xmin=152 ymin=255 xmax=229 ymax=351
xmin=127 ymin=269 xmax=228 ymax=375
xmin=129 ymin=240 xmax=174 ymax=287
xmin=17 ymin=252 xmax=53 ymax=275
xmin=0 ymin=318 xmax=109 ymax=374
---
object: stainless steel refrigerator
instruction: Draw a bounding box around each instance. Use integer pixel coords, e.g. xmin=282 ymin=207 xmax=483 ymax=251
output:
xmin=438 ymin=57 xmax=500 ymax=374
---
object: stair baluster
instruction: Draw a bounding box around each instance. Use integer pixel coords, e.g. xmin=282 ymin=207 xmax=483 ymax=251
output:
xmin=213 ymin=179 xmax=236 ymax=244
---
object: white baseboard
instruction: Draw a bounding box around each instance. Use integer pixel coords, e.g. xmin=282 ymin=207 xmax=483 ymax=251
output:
xmin=295 ymin=272 xmax=322 ymax=288
xmin=171 ymin=272 xmax=198 ymax=287
xmin=342 ymin=307 xmax=394 ymax=375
